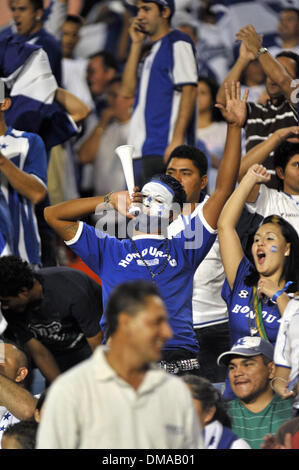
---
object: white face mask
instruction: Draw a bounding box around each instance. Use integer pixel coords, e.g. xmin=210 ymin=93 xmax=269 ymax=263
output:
xmin=141 ymin=181 xmax=174 ymax=219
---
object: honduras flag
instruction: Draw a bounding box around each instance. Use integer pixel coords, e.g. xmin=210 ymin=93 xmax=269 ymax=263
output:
xmin=0 ymin=34 xmax=78 ymax=151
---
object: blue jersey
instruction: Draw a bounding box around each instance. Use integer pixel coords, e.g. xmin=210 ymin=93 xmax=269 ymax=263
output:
xmin=222 ymin=257 xmax=283 ymax=347
xmin=0 ymin=127 xmax=47 ymax=265
xmin=66 ymin=211 xmax=216 ymax=354
xmin=128 ymin=30 xmax=198 ymax=158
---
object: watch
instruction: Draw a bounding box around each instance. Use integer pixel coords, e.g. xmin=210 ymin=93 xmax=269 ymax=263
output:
xmin=256 ymin=47 xmax=268 ymax=58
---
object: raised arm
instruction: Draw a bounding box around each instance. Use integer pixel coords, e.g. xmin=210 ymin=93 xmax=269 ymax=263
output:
xmin=0 ymin=153 xmax=46 ymax=205
xmin=216 ymin=41 xmax=255 ymax=107
xmin=55 ymin=87 xmax=91 ymax=123
xmin=164 ymin=85 xmax=198 ymax=164
xmin=236 ymin=25 xmax=296 ymax=102
xmin=202 ymin=81 xmax=248 ymax=230
xmin=78 ymin=108 xmax=116 ymax=164
xmin=218 ymin=164 xmax=271 ymax=289
xmin=44 ymin=190 xmax=132 ymax=242
xmin=238 ymin=126 xmax=299 ymax=201
xmin=0 ymin=373 xmax=37 ymax=421
xmin=121 ymin=17 xmax=146 ymax=99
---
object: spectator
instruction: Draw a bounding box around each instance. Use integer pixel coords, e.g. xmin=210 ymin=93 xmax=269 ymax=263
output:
xmin=122 ymin=0 xmax=198 ymax=185
xmin=0 ymin=339 xmax=38 ymax=448
xmin=0 ymin=81 xmax=47 ymax=267
xmin=61 ymin=14 xmax=93 ymax=108
xmin=43 ymin=84 xmax=244 ymax=376
xmin=0 ymin=256 xmax=103 ymax=382
xmin=217 ymin=24 xmax=299 ymax=188
xmin=268 ymin=8 xmax=299 ymax=58
xmin=78 ymin=75 xmax=134 ymax=196
xmin=217 ymin=336 xmax=293 ymax=449
xmin=196 ymin=76 xmax=227 ymax=194
xmin=76 ymin=50 xmax=118 ymax=200
xmin=218 ymin=164 xmax=299 ymax=350
xmin=182 ymin=374 xmax=251 ymax=449
xmin=8 ymin=0 xmax=63 ymax=86
xmin=272 ymin=296 xmax=299 ymax=405
xmin=1 ymin=420 xmax=38 ymax=449
xmin=166 ymin=145 xmax=230 ymax=385
xmin=36 ymin=280 xmax=203 ymax=449
xmin=238 ymin=126 xmax=299 ymax=235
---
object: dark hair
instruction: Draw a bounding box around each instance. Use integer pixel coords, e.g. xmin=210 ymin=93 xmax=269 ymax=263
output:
xmin=273 ymin=141 xmax=299 ymax=190
xmin=166 ymin=144 xmax=208 ymax=177
xmin=105 ymin=280 xmax=160 ymax=338
xmin=198 ymin=76 xmax=224 ymax=122
xmin=276 ymin=51 xmax=299 ymax=78
xmin=2 ymin=420 xmax=38 ymax=449
xmin=276 ymin=417 xmax=299 ymax=445
xmin=64 ymin=14 xmax=84 ymax=26
xmin=182 ymin=375 xmax=232 ymax=428
xmin=281 ymin=7 xmax=299 ymax=19
xmin=28 ymin=0 xmax=43 ymax=10
xmin=148 ymin=173 xmax=187 ymax=209
xmin=245 ymin=215 xmax=299 ymax=291
xmin=88 ymin=51 xmax=118 ymax=72
xmin=0 ymin=256 xmax=35 ymax=297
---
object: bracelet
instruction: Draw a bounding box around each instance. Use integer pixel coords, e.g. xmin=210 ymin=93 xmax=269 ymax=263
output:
xmin=271 ymin=281 xmax=293 ymax=302
xmin=270 ymin=376 xmax=287 ymax=391
xmin=104 ymin=191 xmax=113 ymax=209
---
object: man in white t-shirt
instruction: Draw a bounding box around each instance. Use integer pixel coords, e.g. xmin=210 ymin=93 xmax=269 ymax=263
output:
xmin=166 ymin=144 xmax=229 ymax=385
xmin=36 ymin=281 xmax=203 ymax=449
xmin=238 ymin=126 xmax=299 ymax=236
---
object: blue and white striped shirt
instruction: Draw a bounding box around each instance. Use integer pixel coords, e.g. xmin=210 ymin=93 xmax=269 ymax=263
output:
xmin=0 ymin=127 xmax=47 ymax=265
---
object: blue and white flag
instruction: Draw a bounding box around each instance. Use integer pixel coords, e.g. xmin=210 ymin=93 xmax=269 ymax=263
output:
xmin=0 ymin=35 xmax=78 ymax=151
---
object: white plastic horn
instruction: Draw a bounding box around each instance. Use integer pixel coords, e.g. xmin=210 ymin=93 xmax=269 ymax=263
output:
xmin=115 ymin=144 xmax=141 ymax=215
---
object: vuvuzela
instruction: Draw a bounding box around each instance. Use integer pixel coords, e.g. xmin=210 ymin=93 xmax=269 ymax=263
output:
xmin=115 ymin=145 xmax=141 ymax=215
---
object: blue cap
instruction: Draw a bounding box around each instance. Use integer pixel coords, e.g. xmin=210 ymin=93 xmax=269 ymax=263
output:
xmin=126 ymin=0 xmax=175 ymax=16
xmin=217 ymin=337 xmax=274 ymax=367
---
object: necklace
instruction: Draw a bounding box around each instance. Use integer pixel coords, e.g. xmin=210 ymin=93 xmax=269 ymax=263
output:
xmin=130 ymin=238 xmax=171 ymax=281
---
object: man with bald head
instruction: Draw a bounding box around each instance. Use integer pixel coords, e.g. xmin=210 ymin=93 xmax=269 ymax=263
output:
xmin=0 ymin=339 xmax=37 ymax=447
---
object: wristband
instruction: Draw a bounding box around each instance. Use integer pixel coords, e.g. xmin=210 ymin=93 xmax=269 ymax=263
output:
xmin=271 ymin=281 xmax=293 ymax=302
xmin=104 ymin=191 xmax=113 ymax=209
xmin=256 ymin=47 xmax=268 ymax=58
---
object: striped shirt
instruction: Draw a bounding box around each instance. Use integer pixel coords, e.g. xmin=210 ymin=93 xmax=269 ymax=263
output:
xmin=228 ymin=394 xmax=293 ymax=449
xmin=245 ymin=99 xmax=298 ymax=166
xmin=0 ymin=127 xmax=48 ymax=265
xmin=128 ymin=30 xmax=198 ymax=158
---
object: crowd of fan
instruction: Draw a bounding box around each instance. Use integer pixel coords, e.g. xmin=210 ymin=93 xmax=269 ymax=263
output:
xmin=0 ymin=0 xmax=298 ymax=450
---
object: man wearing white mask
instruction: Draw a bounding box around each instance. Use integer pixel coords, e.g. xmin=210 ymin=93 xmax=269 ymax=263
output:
xmin=43 ymin=81 xmax=245 ymax=375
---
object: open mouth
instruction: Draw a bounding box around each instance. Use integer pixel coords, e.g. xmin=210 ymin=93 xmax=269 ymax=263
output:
xmin=257 ymin=251 xmax=266 ymax=264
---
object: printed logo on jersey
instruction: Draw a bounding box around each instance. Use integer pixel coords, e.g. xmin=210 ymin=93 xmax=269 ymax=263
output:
xmin=118 ymin=246 xmax=178 ymax=268
xmin=238 ymin=290 xmax=249 ymax=298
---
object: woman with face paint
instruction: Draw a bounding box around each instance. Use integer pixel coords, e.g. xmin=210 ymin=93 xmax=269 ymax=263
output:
xmin=218 ymin=164 xmax=299 ymax=359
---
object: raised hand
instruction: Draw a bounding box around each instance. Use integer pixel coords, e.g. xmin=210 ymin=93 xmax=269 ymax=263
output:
xmin=129 ymin=17 xmax=147 ymax=43
xmin=275 ymin=125 xmax=299 ymax=143
xmin=236 ymin=24 xmax=263 ymax=57
xmin=215 ymin=81 xmax=248 ymax=126
xmin=247 ymin=163 xmax=271 ymax=184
